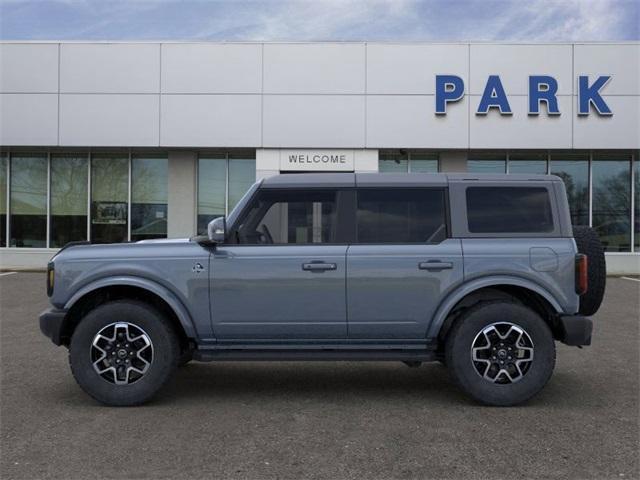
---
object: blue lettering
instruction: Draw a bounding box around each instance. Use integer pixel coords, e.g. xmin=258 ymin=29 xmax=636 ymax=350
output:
xmin=477 ymin=75 xmax=512 ymax=115
xmin=529 ymin=75 xmax=560 ymax=115
xmin=435 ymin=75 xmax=464 ymax=115
xmin=578 ymin=75 xmax=612 ymax=116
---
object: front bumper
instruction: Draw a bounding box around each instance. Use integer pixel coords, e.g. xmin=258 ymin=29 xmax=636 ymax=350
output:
xmin=558 ymin=315 xmax=593 ymax=346
xmin=39 ymin=308 xmax=67 ymax=346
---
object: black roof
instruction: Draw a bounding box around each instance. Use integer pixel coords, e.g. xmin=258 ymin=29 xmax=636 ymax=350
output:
xmin=260 ymin=172 xmax=559 ymax=188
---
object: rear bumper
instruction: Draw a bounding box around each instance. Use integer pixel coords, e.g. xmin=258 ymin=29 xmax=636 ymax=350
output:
xmin=39 ymin=308 xmax=67 ymax=346
xmin=558 ymin=315 xmax=593 ymax=346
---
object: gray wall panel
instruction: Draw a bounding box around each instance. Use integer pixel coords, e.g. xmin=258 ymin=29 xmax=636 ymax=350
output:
xmin=161 ymin=94 xmax=261 ymax=147
xmin=0 ymin=44 xmax=58 ymax=93
xmin=573 ymin=96 xmax=640 ymax=149
xmin=574 ymin=44 xmax=640 ymax=95
xmin=59 ymin=94 xmax=159 ymax=146
xmin=366 ymin=95 xmax=468 ymax=148
xmin=60 ymin=43 xmax=160 ymax=93
xmin=161 ymin=44 xmax=262 ymax=93
xmin=0 ymin=93 xmax=58 ymax=145
xmin=263 ymin=95 xmax=365 ymax=147
xmin=263 ymin=43 xmax=365 ymax=94
xmin=367 ymin=43 xmax=468 ymax=94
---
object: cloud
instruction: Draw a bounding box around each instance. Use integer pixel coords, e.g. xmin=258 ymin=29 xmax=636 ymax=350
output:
xmin=0 ymin=0 xmax=637 ymax=41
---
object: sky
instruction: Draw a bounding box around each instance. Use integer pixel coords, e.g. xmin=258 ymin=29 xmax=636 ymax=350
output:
xmin=0 ymin=0 xmax=638 ymax=42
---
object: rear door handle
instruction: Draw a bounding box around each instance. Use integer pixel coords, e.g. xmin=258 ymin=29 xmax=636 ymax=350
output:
xmin=302 ymin=262 xmax=337 ymax=272
xmin=419 ymin=261 xmax=453 ymax=271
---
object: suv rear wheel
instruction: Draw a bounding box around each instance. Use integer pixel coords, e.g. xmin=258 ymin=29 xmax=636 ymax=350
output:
xmin=445 ymin=301 xmax=555 ymax=406
xmin=69 ymin=300 xmax=180 ymax=406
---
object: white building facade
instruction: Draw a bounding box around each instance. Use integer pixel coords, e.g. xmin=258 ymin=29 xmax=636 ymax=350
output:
xmin=0 ymin=41 xmax=638 ymax=273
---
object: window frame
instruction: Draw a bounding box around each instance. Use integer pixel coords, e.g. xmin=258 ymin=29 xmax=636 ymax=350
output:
xmin=353 ymin=187 xmax=450 ymax=245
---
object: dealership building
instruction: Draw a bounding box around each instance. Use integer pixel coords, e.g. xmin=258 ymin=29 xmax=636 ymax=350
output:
xmin=0 ymin=41 xmax=638 ymax=273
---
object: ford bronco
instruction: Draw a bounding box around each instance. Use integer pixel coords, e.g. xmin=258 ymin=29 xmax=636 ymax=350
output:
xmin=39 ymin=173 xmax=606 ymax=406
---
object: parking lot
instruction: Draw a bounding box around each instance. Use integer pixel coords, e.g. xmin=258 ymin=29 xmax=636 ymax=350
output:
xmin=1 ymin=272 xmax=638 ymax=480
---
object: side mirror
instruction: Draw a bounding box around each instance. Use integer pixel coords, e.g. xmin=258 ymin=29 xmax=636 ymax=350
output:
xmin=207 ymin=216 xmax=226 ymax=244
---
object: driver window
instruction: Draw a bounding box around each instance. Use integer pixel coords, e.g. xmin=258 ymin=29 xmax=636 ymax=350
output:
xmin=236 ymin=190 xmax=337 ymax=244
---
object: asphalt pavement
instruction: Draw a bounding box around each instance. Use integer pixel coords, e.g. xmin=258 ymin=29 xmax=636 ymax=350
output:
xmin=1 ymin=272 xmax=638 ymax=480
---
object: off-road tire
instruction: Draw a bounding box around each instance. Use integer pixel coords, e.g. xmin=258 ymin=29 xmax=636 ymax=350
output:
xmin=573 ymin=225 xmax=606 ymax=316
xmin=445 ymin=301 xmax=555 ymax=406
xmin=69 ymin=300 xmax=180 ymax=406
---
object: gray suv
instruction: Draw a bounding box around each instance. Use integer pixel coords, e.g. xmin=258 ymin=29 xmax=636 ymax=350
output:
xmin=39 ymin=173 xmax=606 ymax=407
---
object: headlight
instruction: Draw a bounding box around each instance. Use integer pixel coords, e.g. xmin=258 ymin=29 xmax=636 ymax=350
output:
xmin=47 ymin=262 xmax=54 ymax=297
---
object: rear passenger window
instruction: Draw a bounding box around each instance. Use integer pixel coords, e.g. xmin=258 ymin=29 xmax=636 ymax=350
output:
xmin=356 ymin=189 xmax=447 ymax=243
xmin=466 ymin=187 xmax=554 ymax=233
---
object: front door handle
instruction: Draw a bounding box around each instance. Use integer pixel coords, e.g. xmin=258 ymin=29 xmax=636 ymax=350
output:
xmin=302 ymin=262 xmax=337 ymax=272
xmin=419 ymin=261 xmax=453 ymax=271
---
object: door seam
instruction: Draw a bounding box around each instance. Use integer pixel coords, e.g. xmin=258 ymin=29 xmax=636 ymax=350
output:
xmin=345 ymin=244 xmax=351 ymax=338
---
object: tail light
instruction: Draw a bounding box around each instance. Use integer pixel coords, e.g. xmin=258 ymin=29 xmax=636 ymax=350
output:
xmin=46 ymin=262 xmax=54 ymax=297
xmin=575 ymin=254 xmax=588 ymax=295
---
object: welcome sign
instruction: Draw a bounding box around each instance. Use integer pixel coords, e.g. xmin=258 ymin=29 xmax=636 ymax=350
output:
xmin=279 ymin=150 xmax=355 ymax=172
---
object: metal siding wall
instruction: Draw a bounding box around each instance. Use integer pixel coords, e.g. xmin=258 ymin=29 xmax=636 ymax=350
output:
xmin=0 ymin=41 xmax=638 ymax=149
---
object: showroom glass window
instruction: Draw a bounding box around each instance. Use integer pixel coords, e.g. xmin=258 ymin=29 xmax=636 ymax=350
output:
xmin=10 ymin=154 xmax=47 ymax=247
xmin=508 ymin=152 xmax=548 ymax=174
xmin=550 ymin=153 xmax=589 ymax=226
xmin=379 ymin=151 xmax=438 ymax=173
xmin=131 ymin=155 xmax=168 ymax=241
xmin=357 ymin=189 xmax=447 ymax=243
xmin=467 ymin=152 xmax=506 ymax=173
xmin=0 ymin=154 xmax=6 ymax=247
xmin=592 ymin=153 xmax=632 ymax=252
xmin=91 ymin=154 xmax=128 ymax=244
xmin=236 ymin=190 xmax=337 ymax=244
xmin=197 ymin=152 xmax=256 ymax=235
xmin=228 ymin=153 xmax=257 ymax=212
xmin=50 ymin=154 xmax=88 ymax=247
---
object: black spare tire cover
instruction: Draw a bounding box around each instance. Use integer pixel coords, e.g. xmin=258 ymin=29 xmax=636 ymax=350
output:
xmin=572 ymin=225 xmax=606 ymax=316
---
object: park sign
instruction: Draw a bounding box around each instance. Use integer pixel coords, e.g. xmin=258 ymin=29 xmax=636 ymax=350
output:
xmin=435 ymin=75 xmax=613 ymax=116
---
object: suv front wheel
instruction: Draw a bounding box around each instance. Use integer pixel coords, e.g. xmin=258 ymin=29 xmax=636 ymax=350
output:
xmin=445 ymin=301 xmax=555 ymax=406
xmin=69 ymin=300 xmax=180 ymax=406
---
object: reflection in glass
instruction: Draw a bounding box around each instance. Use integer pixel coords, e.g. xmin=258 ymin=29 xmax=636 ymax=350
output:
xmin=91 ymin=155 xmax=128 ymax=243
xmin=508 ymin=152 xmax=547 ymax=174
xmin=10 ymin=155 xmax=47 ymax=247
xmin=468 ymin=153 xmax=506 ymax=173
xmin=592 ymin=155 xmax=631 ymax=252
xmin=228 ymin=155 xmax=255 ymax=213
xmin=131 ymin=156 xmax=168 ymax=241
xmin=467 ymin=187 xmax=553 ymax=233
xmin=550 ymin=156 xmax=589 ymax=226
xmin=0 ymin=155 xmax=6 ymax=247
xmin=379 ymin=151 xmax=408 ymax=173
xmin=237 ymin=190 xmax=337 ymax=244
xmin=357 ymin=188 xmax=446 ymax=243
xmin=50 ymin=155 xmax=88 ymax=247
xmin=410 ymin=153 xmax=438 ymax=173
xmin=197 ymin=156 xmax=226 ymax=234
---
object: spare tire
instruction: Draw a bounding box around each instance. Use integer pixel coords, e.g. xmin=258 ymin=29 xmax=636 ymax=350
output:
xmin=573 ymin=226 xmax=606 ymax=316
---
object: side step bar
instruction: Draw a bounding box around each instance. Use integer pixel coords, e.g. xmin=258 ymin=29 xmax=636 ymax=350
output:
xmin=193 ymin=349 xmax=437 ymax=362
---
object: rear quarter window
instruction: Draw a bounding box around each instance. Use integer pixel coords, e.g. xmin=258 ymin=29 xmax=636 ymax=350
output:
xmin=466 ymin=186 xmax=554 ymax=233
